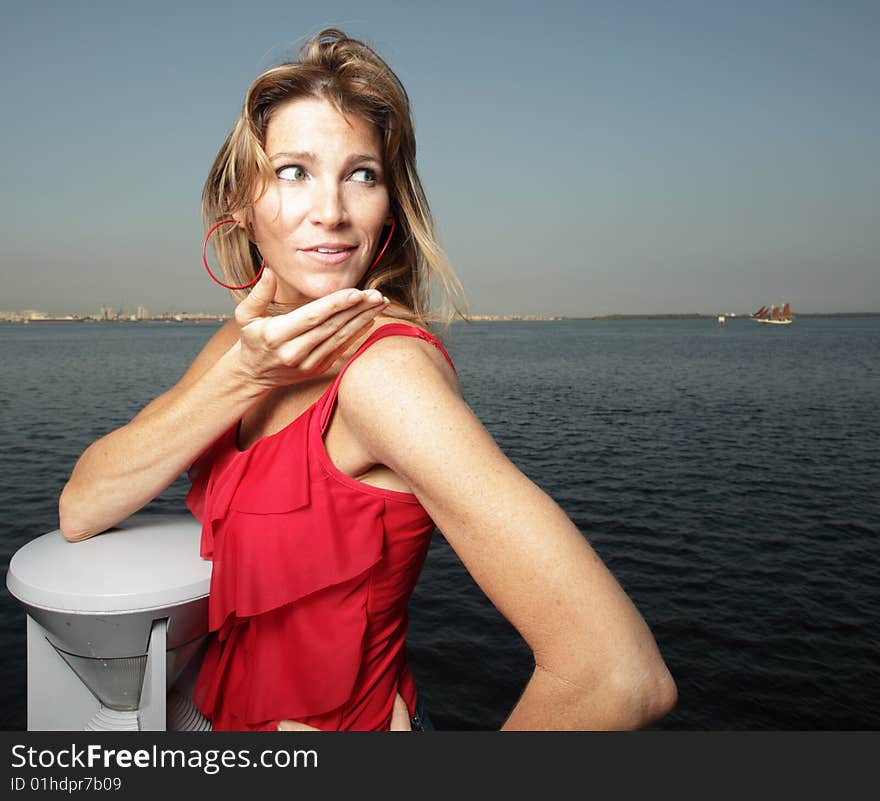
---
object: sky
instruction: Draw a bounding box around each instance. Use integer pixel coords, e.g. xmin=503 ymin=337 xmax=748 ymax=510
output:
xmin=1 ymin=0 xmax=878 ymax=316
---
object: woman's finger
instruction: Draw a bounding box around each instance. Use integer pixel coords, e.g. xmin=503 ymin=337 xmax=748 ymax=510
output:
xmin=264 ymin=288 xmax=384 ymax=346
xmin=282 ymin=293 xmax=388 ymax=358
xmin=294 ymin=303 xmax=386 ymax=372
xmin=233 ymin=268 xmax=277 ymax=328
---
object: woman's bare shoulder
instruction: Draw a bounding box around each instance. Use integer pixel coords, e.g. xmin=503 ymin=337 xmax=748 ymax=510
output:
xmin=210 ymin=318 xmax=242 ymax=349
xmin=174 ymin=318 xmax=240 ymax=387
xmin=354 ymin=313 xmax=460 ymax=393
xmin=131 ymin=318 xmax=239 ymax=423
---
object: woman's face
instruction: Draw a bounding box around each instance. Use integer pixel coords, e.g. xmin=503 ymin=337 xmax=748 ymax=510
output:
xmin=246 ymin=96 xmax=391 ymax=306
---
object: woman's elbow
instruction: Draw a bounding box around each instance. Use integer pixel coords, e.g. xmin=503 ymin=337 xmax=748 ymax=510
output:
xmin=557 ymin=645 xmax=678 ymax=729
xmin=630 ymin=663 xmax=678 ymax=728
xmin=58 ymin=484 xmax=101 ymax=542
xmin=606 ymin=659 xmax=678 ymax=729
xmin=58 ymin=490 xmax=86 ymax=542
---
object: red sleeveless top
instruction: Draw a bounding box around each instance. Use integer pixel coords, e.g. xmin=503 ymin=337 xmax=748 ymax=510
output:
xmin=185 ymin=323 xmax=456 ymax=731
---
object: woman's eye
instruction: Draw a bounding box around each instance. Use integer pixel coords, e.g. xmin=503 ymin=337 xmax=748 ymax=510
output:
xmin=351 ymin=168 xmax=377 ymax=184
xmin=277 ymin=165 xmax=307 ymax=181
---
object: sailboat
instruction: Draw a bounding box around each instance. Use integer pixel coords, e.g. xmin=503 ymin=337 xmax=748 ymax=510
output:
xmin=752 ymin=303 xmax=793 ymax=325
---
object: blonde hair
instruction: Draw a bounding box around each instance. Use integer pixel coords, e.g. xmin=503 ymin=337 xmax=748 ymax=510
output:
xmin=202 ymin=28 xmax=468 ymax=333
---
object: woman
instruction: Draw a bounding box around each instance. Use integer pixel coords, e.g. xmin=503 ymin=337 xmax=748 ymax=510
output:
xmin=59 ymin=29 xmax=677 ymax=731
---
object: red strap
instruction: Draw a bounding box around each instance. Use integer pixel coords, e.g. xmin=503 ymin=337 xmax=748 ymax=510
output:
xmin=319 ymin=323 xmax=456 ymax=433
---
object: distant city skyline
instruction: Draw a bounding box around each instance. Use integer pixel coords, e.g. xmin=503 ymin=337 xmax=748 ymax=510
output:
xmin=6 ymin=304 xmax=878 ymax=324
xmin=2 ymin=1 xmax=878 ymax=316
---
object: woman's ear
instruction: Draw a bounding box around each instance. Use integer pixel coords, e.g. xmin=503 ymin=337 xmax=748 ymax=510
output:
xmin=231 ymin=208 xmax=253 ymax=236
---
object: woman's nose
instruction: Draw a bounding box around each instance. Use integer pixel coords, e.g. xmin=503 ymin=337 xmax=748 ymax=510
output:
xmin=310 ymin=181 xmax=346 ymax=227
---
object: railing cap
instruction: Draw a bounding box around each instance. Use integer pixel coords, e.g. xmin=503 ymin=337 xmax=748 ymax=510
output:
xmin=6 ymin=514 xmax=210 ymax=614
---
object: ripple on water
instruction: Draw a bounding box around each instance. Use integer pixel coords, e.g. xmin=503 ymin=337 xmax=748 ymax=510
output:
xmin=2 ymin=319 xmax=879 ymax=729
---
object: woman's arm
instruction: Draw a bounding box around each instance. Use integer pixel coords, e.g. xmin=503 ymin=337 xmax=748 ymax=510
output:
xmin=335 ymin=337 xmax=678 ymax=730
xmin=59 ymin=270 xmax=389 ymax=541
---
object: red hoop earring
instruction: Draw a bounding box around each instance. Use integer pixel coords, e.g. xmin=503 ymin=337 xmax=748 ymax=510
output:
xmin=202 ymin=219 xmax=265 ymax=290
xmin=367 ymin=217 xmax=396 ymax=274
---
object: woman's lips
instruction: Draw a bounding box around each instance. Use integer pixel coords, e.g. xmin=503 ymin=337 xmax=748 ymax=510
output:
xmin=300 ymin=246 xmax=357 ymax=266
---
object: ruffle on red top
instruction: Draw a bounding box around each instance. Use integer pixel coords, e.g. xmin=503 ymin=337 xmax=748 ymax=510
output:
xmin=185 ymin=406 xmax=388 ymax=724
xmin=183 ymin=324 xmax=457 ymax=729
xmin=192 ymin=554 xmax=380 ymax=724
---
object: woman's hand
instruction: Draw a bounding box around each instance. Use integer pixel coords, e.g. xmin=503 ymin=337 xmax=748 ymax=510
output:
xmin=232 ymin=268 xmax=390 ymax=391
xmin=59 ymin=270 xmax=389 ymax=540
xmin=390 ymin=692 xmax=413 ymax=731
xmin=276 ymin=693 xmax=413 ymax=731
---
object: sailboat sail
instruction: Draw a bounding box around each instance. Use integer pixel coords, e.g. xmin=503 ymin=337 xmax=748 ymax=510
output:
xmin=753 ymin=301 xmax=793 ymax=325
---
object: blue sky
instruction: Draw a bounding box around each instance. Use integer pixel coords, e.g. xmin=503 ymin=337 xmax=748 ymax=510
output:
xmin=2 ymin=0 xmax=877 ymax=315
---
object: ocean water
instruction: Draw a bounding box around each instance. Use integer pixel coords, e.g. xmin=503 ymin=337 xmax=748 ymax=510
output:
xmin=1 ymin=318 xmax=878 ymax=730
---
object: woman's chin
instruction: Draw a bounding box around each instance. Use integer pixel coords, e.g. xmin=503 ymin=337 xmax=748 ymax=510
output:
xmin=276 ymin=274 xmax=364 ymax=304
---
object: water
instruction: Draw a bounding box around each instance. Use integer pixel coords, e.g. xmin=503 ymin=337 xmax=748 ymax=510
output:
xmin=1 ymin=318 xmax=878 ymax=730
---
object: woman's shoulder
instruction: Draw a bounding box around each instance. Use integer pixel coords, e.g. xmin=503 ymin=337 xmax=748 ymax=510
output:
xmin=214 ymin=317 xmax=242 ymax=344
xmin=171 ymin=319 xmax=240 ymax=393
xmin=196 ymin=318 xmax=241 ymax=360
xmin=361 ymin=313 xmax=456 ymax=373
xmin=338 ymin=313 xmax=461 ymax=412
